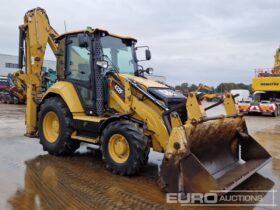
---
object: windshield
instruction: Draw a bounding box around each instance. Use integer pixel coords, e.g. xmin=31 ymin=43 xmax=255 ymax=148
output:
xmin=101 ymin=36 xmax=137 ymax=74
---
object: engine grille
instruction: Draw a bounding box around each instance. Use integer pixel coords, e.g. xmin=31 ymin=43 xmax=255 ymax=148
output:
xmin=166 ymin=99 xmax=187 ymax=123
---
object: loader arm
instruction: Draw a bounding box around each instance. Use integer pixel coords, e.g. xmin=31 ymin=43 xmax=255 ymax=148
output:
xmin=18 ymin=7 xmax=59 ymax=136
xmin=159 ymin=92 xmax=271 ymax=194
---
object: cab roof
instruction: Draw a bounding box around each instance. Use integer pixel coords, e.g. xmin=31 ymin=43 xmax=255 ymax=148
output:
xmin=55 ymin=28 xmax=137 ymax=42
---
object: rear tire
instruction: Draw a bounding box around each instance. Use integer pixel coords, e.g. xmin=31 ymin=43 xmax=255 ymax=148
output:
xmin=38 ymin=97 xmax=80 ymax=155
xmin=100 ymin=120 xmax=150 ymax=176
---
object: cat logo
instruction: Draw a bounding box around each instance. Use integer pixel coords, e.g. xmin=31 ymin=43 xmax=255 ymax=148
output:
xmin=112 ymin=81 xmax=125 ymax=99
xmin=114 ymin=84 xmax=123 ymax=95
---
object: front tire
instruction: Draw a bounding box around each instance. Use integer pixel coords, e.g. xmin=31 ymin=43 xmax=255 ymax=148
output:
xmin=38 ymin=97 xmax=80 ymax=155
xmin=100 ymin=120 xmax=150 ymax=176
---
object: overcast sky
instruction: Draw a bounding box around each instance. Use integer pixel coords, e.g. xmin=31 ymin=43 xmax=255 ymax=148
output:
xmin=1 ymin=0 xmax=280 ymax=86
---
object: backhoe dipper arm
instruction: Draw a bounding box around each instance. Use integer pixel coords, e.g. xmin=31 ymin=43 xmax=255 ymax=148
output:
xmin=18 ymin=7 xmax=59 ymax=136
xmin=196 ymin=84 xmax=214 ymax=92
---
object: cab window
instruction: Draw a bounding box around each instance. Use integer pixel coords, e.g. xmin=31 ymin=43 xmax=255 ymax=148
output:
xmin=66 ymin=36 xmax=91 ymax=82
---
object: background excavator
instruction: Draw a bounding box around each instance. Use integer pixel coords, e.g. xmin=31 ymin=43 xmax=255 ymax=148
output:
xmin=195 ymin=84 xmax=222 ymax=101
xmin=0 ymin=67 xmax=55 ymax=104
xmin=16 ymin=7 xmax=271 ymax=195
xmin=0 ymin=72 xmax=26 ymax=104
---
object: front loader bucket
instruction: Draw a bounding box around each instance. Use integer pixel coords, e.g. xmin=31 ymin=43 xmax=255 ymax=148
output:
xmin=159 ymin=94 xmax=272 ymax=194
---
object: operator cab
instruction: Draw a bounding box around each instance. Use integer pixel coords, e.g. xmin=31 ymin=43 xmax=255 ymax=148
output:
xmin=55 ymin=29 xmax=151 ymax=116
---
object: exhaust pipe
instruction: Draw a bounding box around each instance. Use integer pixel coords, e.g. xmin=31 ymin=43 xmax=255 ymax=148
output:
xmin=18 ymin=27 xmax=25 ymax=70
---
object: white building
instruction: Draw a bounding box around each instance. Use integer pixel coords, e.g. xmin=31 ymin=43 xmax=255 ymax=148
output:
xmin=0 ymin=53 xmax=56 ymax=76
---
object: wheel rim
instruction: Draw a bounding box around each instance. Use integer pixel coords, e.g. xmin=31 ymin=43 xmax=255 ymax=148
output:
xmin=108 ymin=134 xmax=130 ymax=164
xmin=43 ymin=111 xmax=60 ymax=143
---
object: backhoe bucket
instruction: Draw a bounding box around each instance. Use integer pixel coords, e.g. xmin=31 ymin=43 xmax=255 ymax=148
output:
xmin=159 ymin=94 xmax=272 ymax=194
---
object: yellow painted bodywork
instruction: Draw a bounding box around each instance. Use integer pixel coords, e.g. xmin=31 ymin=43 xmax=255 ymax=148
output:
xmin=125 ymin=74 xmax=167 ymax=89
xmin=186 ymin=93 xmax=205 ymax=120
xmin=36 ymin=69 xmax=241 ymax=154
xmin=41 ymin=74 xmax=170 ymax=152
xmin=19 ymin=8 xmax=59 ymax=136
xmin=195 ymin=84 xmax=221 ymax=101
xmin=108 ymin=134 xmax=130 ymax=164
xmin=252 ymin=47 xmax=280 ymax=92
xmin=203 ymin=93 xmax=221 ymax=101
xmin=107 ymin=74 xmax=169 ymax=151
xmin=252 ymin=77 xmax=280 ymax=92
xmin=20 ymin=7 xmax=243 ymax=156
xmin=43 ymin=81 xmax=84 ymax=113
xmin=224 ymin=94 xmax=238 ymax=115
xmin=19 ymin=8 xmax=270 ymax=196
xmin=72 ymin=115 xmax=106 ymax=122
xmin=56 ymin=29 xmax=136 ymax=42
xmin=71 ymin=131 xmax=99 ymax=144
xmin=164 ymin=91 xmax=243 ymax=160
xmin=7 ymin=70 xmax=27 ymax=103
xmin=43 ymin=111 xmax=60 ymax=143
xmin=196 ymin=84 xmax=213 ymax=92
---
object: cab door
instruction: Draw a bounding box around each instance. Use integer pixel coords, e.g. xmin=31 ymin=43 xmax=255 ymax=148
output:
xmin=65 ymin=35 xmax=94 ymax=114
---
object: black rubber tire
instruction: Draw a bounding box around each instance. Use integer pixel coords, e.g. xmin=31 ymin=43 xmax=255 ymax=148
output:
xmin=100 ymin=120 xmax=150 ymax=176
xmin=38 ymin=97 xmax=80 ymax=155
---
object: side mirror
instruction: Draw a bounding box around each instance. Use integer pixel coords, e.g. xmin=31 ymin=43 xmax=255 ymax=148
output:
xmin=145 ymin=49 xmax=151 ymax=60
xmin=136 ymin=46 xmax=151 ymax=61
xmin=77 ymin=33 xmax=88 ymax=48
xmin=96 ymin=60 xmax=108 ymax=69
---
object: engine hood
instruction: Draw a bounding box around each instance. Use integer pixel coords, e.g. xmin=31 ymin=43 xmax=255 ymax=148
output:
xmin=122 ymin=74 xmax=187 ymax=122
xmin=123 ymin=74 xmax=167 ymax=89
xmin=123 ymin=74 xmax=185 ymax=100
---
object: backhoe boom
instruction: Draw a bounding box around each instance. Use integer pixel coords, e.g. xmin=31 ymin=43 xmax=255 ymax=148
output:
xmin=18 ymin=8 xmax=58 ymax=136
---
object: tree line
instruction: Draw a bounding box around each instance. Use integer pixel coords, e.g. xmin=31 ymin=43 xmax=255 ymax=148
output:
xmin=175 ymin=82 xmax=252 ymax=94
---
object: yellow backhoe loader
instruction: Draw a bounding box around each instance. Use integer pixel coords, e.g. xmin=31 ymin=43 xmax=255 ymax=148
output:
xmin=17 ymin=8 xmax=271 ymax=195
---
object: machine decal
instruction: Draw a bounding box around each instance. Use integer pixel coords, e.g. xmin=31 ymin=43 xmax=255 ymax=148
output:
xmin=112 ymin=80 xmax=125 ymax=99
xmin=260 ymin=82 xmax=279 ymax=86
